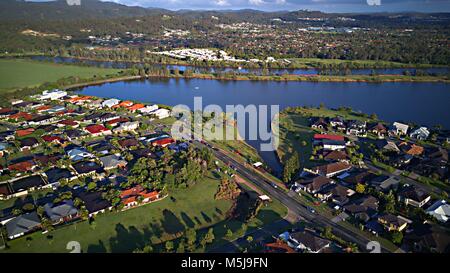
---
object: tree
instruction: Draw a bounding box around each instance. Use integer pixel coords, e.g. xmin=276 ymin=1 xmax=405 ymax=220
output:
xmin=321 ymin=226 xmax=334 ymax=240
xmin=355 ymin=183 xmax=365 ymax=194
xmin=391 ymin=231 xmax=403 ymax=245
xmin=87 ymin=181 xmax=97 ymax=191
xmin=246 ymin=236 xmax=253 ymax=244
xmin=283 ymin=152 xmax=300 ymax=183
xmin=185 ymin=228 xmax=197 ymax=252
xmin=176 ymin=239 xmax=186 ymax=253
xmin=225 ymin=229 xmax=233 ymax=239
xmin=165 ymin=241 xmax=174 ymax=253
xmin=200 ymin=228 xmax=215 ymax=248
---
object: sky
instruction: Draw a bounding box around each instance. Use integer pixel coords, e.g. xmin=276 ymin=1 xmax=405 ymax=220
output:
xmin=27 ymin=0 xmax=450 ymax=12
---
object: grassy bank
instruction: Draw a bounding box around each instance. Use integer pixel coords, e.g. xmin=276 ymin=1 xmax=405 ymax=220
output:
xmin=0 ymin=59 xmax=122 ymax=93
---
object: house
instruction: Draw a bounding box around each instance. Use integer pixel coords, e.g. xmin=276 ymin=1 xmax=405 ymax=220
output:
xmin=27 ymin=114 xmax=58 ymax=126
xmin=76 ymin=191 xmax=112 ymax=217
xmin=10 ymin=175 xmax=47 ymax=196
xmin=88 ymin=99 xmax=104 ymax=109
xmin=19 ymin=137 xmax=39 ymax=151
xmin=127 ymin=103 xmax=145 ymax=112
xmin=0 ymin=183 xmax=13 ymax=200
xmin=287 ymin=230 xmax=331 ymax=253
xmin=397 ymin=185 xmax=431 ymax=208
xmin=67 ymin=147 xmax=94 ymax=161
xmin=8 ymin=112 xmax=33 ymax=122
xmin=34 ymin=153 xmax=62 ymax=167
xmin=344 ymin=195 xmax=379 ymax=222
xmin=37 ymin=90 xmax=67 ymax=101
xmin=329 ymin=116 xmax=346 ymax=130
xmin=16 ymin=128 xmax=35 ymax=137
xmin=120 ymin=185 xmax=160 ymax=209
xmin=391 ymin=122 xmax=409 ymax=136
xmin=44 ymin=167 xmax=74 ymax=187
xmin=42 ymin=135 xmax=64 ymax=145
xmin=151 ymin=137 xmax=175 ymax=147
xmin=0 ymin=130 xmax=15 ymax=141
xmin=102 ymin=98 xmax=120 ymax=108
xmin=369 ymin=175 xmax=400 ymax=192
xmin=151 ymin=108 xmax=171 ymax=119
xmin=43 ymin=200 xmax=79 ymax=225
xmin=341 ymin=170 xmax=374 ymax=186
xmin=0 ymin=142 xmax=9 ymax=157
xmin=58 ymin=119 xmax=79 ymax=128
xmin=377 ymin=213 xmax=409 ymax=232
xmin=5 ymin=212 xmax=41 ymax=239
xmin=114 ymin=100 xmax=134 ymax=108
xmin=410 ymin=127 xmax=430 ymax=140
xmin=306 ymin=162 xmax=352 ymax=178
xmin=294 ymin=176 xmax=333 ymax=194
xmin=99 ymin=154 xmax=127 ymax=170
xmin=323 ymin=150 xmax=349 ymax=162
xmin=310 ymin=117 xmax=328 ymax=131
xmin=8 ymin=160 xmax=36 ymax=172
xmin=399 ymin=142 xmax=424 ymax=156
xmin=403 ymin=223 xmax=450 ymax=253
xmin=346 ymin=120 xmax=367 ymax=137
xmin=118 ymin=138 xmax=139 ymax=149
xmin=368 ymin=123 xmax=387 ymax=138
xmin=319 ymin=184 xmax=355 ymax=205
xmin=139 ymin=104 xmax=159 ymax=114
xmin=65 ymin=129 xmax=84 ymax=141
xmin=113 ymin=121 xmax=139 ymax=133
xmin=85 ymin=124 xmax=112 ymax=137
xmin=89 ymin=141 xmax=115 ymax=155
xmin=83 ymin=113 xmax=103 ymax=123
xmin=375 ymin=140 xmax=400 ymax=153
xmin=106 ymin=117 xmax=129 ymax=127
xmin=426 ymin=200 xmax=450 ymax=223
xmin=98 ymin=113 xmax=119 ymax=123
xmin=72 ymin=161 xmax=104 ymax=177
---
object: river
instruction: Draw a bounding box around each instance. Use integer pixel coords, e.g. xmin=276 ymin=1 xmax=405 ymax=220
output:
xmin=76 ymin=78 xmax=450 ymax=175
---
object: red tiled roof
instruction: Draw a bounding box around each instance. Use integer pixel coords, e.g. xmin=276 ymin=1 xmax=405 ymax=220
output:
xmin=58 ymin=119 xmax=78 ymax=126
xmin=85 ymin=124 xmax=110 ymax=134
xmin=113 ymin=101 xmax=133 ymax=108
xmin=9 ymin=112 xmax=33 ymax=121
xmin=106 ymin=117 xmax=129 ymax=125
xmin=36 ymin=105 xmax=51 ymax=112
xmin=16 ymin=128 xmax=35 ymax=137
xmin=8 ymin=161 xmax=35 ymax=172
xmin=127 ymin=104 xmax=145 ymax=111
xmin=151 ymin=138 xmax=174 ymax=147
xmin=314 ymin=134 xmax=345 ymax=141
xmin=42 ymin=135 xmax=63 ymax=143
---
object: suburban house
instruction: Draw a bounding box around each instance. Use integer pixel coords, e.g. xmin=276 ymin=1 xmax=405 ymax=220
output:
xmin=410 ymin=127 xmax=430 ymax=140
xmin=344 ymin=195 xmax=379 ymax=222
xmin=323 ymin=150 xmax=349 ymax=162
xmin=346 ymin=120 xmax=367 ymax=137
xmin=127 ymin=103 xmax=145 ymax=112
xmin=37 ymin=90 xmax=67 ymax=101
xmin=426 ymin=200 xmax=450 ymax=223
xmin=0 ymin=142 xmax=10 ymax=157
xmin=329 ymin=116 xmax=346 ymax=130
xmin=313 ymin=134 xmax=346 ymax=151
xmin=44 ymin=167 xmax=74 ymax=187
xmin=120 ymin=185 xmax=160 ymax=209
xmin=399 ymin=142 xmax=424 ymax=156
xmin=139 ymin=104 xmax=159 ymax=114
xmin=391 ymin=122 xmax=409 ymax=136
xmin=58 ymin=119 xmax=79 ymax=128
xmin=113 ymin=121 xmax=139 ymax=133
xmin=67 ymin=147 xmax=94 ymax=161
xmin=377 ymin=213 xmax=410 ymax=232
xmin=397 ymin=185 xmax=431 ymax=208
xmin=72 ymin=161 xmax=104 ymax=177
xmin=85 ymin=124 xmax=112 ymax=137
xmin=106 ymin=117 xmax=129 ymax=127
xmin=5 ymin=212 xmax=41 ymax=239
xmin=76 ymin=191 xmax=112 ymax=217
xmin=294 ymin=176 xmax=334 ymax=194
xmin=306 ymin=162 xmax=352 ymax=178
xmin=318 ymin=184 xmax=355 ymax=205
xmin=341 ymin=170 xmax=375 ymax=187
xmin=98 ymin=113 xmax=119 ymax=123
xmin=151 ymin=137 xmax=175 ymax=147
xmin=16 ymin=128 xmax=34 ymax=137
xmin=65 ymin=129 xmax=84 ymax=141
xmin=42 ymin=135 xmax=65 ymax=145
xmin=310 ymin=117 xmax=328 ymax=131
xmin=8 ymin=160 xmax=36 ymax=173
xmin=0 ymin=183 xmax=13 ymax=200
xmin=369 ymin=175 xmax=400 ymax=192
xmin=375 ymin=140 xmax=400 ymax=153
xmin=118 ymin=138 xmax=139 ymax=149
xmin=99 ymin=154 xmax=127 ymax=170
xmin=151 ymin=108 xmax=171 ymax=119
xmin=43 ymin=200 xmax=79 ymax=225
xmin=102 ymin=98 xmax=120 ymax=108
xmin=287 ymin=230 xmax=331 ymax=253
xmin=19 ymin=137 xmax=39 ymax=151
xmin=27 ymin=115 xmax=58 ymax=126
xmin=10 ymin=175 xmax=48 ymax=196
xmin=368 ymin=122 xmax=388 ymax=138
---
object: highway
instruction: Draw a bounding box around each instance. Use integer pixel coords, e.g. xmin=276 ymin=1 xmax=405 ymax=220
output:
xmin=201 ymin=142 xmax=395 ymax=253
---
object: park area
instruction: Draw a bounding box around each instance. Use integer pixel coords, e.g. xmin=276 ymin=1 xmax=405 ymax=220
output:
xmin=0 ymin=58 xmax=120 ymax=93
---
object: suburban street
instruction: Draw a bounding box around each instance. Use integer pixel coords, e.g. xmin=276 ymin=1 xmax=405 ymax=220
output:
xmin=203 ymin=142 xmax=396 ymax=253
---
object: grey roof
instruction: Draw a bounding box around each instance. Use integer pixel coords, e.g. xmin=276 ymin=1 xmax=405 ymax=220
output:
xmin=99 ymin=154 xmax=127 ymax=169
xmin=44 ymin=200 xmax=78 ymax=222
xmin=6 ymin=212 xmax=40 ymax=238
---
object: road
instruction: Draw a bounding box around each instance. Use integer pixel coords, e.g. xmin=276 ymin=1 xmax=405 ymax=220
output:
xmin=201 ymin=142 xmax=395 ymax=253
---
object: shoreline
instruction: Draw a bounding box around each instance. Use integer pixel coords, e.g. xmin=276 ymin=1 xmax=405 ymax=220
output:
xmin=64 ymin=73 xmax=450 ymax=91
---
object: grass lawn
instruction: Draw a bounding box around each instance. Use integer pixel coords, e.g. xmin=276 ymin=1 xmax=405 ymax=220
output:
xmin=2 ymin=175 xmax=233 ymax=253
xmin=0 ymin=59 xmax=121 ymax=93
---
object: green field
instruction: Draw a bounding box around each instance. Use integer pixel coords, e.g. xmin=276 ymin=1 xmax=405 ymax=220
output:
xmin=2 ymin=175 xmax=233 ymax=253
xmin=0 ymin=59 xmax=121 ymax=92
